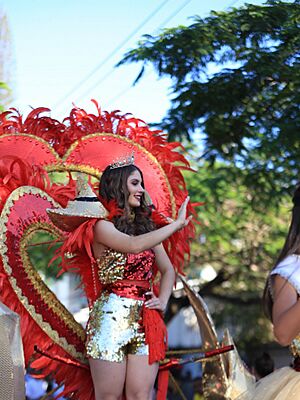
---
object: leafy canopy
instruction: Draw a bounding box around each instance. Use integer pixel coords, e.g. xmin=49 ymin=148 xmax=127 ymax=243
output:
xmin=119 ymin=1 xmax=300 ymax=196
xmin=166 ymin=159 xmax=290 ymax=349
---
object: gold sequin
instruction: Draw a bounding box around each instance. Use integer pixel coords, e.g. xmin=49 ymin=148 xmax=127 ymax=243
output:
xmin=290 ymin=335 xmax=300 ymax=358
xmin=86 ymin=292 xmax=148 ymax=362
xmin=87 ymin=248 xmax=155 ymax=361
xmin=97 ymin=249 xmax=127 ymax=284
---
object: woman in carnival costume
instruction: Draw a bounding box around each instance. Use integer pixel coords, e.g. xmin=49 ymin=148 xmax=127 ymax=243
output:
xmin=49 ymin=156 xmax=191 ymax=400
xmin=238 ymin=186 xmax=300 ymax=400
xmin=0 ymin=102 xmax=196 ymax=400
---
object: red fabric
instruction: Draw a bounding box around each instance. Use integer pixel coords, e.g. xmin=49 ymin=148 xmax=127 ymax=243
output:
xmin=142 ymin=306 xmax=167 ymax=365
xmin=52 ymin=218 xmax=102 ymax=305
xmin=143 ymin=306 xmax=168 ymax=400
xmin=102 ymin=279 xmax=150 ymax=300
xmin=159 ymin=358 xmax=181 ymax=371
xmin=157 ymin=370 xmax=169 ymax=400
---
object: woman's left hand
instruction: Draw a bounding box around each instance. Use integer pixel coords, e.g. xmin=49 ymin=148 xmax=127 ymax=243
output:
xmin=144 ymin=291 xmax=166 ymax=313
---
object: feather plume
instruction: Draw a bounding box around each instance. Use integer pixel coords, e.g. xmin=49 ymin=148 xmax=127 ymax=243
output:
xmin=0 ymin=101 xmax=201 ymax=399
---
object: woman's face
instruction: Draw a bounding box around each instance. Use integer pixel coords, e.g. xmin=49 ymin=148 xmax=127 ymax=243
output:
xmin=127 ymin=170 xmax=144 ymax=208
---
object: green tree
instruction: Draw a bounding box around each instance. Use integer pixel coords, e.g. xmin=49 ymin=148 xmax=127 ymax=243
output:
xmin=26 ymin=172 xmax=71 ymax=280
xmin=165 ymin=159 xmax=290 ymax=349
xmin=118 ymin=0 xmax=299 ymax=349
xmin=0 ymin=82 xmax=9 ymax=111
xmin=118 ymin=0 xmax=300 ymax=198
xmin=27 ymin=230 xmax=62 ymax=280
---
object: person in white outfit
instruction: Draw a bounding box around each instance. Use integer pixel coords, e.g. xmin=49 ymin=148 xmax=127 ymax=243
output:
xmin=238 ymin=186 xmax=300 ymax=400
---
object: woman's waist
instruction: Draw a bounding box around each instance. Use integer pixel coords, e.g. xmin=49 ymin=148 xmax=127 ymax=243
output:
xmin=102 ymin=278 xmax=151 ymax=300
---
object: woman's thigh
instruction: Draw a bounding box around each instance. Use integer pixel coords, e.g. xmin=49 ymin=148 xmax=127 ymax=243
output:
xmin=89 ymin=358 xmax=126 ymax=400
xmin=125 ymin=355 xmax=159 ymax=400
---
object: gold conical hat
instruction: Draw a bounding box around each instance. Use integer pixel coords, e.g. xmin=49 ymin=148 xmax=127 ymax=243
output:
xmin=47 ymin=175 xmax=108 ymax=232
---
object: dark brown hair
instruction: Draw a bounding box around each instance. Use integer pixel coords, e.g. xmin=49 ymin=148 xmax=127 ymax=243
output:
xmin=263 ymin=186 xmax=300 ymax=320
xmin=99 ymin=164 xmax=155 ymax=235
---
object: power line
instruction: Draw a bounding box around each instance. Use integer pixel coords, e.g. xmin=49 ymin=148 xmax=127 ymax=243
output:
xmin=105 ymin=70 xmax=151 ymax=109
xmin=107 ymin=0 xmax=238 ymax=108
xmin=58 ymin=0 xmax=242 ymax=113
xmin=54 ymin=0 xmax=171 ymax=110
xmin=76 ymin=0 xmax=194 ymax=108
xmin=225 ymin=0 xmax=241 ymax=9
xmin=153 ymin=0 xmax=193 ymax=32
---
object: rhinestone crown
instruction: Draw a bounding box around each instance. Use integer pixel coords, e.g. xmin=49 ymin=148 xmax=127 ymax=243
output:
xmin=110 ymin=153 xmax=135 ymax=169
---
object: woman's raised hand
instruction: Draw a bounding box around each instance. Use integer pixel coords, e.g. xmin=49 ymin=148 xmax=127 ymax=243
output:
xmin=176 ymin=196 xmax=192 ymax=229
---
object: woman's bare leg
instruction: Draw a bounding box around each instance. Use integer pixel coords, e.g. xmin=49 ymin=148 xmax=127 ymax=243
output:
xmin=89 ymin=359 xmax=126 ymax=400
xmin=125 ymin=355 xmax=159 ymax=400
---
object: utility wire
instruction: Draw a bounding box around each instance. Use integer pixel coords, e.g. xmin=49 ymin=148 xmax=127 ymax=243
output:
xmin=54 ymin=0 xmax=171 ymax=110
xmin=106 ymin=0 xmax=239 ymax=108
xmin=153 ymin=0 xmax=193 ymax=33
xmin=225 ymin=0 xmax=241 ymax=9
xmin=105 ymin=71 xmax=151 ymax=109
xmin=80 ymin=0 xmax=194 ymax=108
xmin=58 ymin=0 xmax=242 ymax=113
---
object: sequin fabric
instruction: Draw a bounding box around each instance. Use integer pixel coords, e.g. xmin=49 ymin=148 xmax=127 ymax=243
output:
xmin=290 ymin=335 xmax=300 ymax=358
xmin=86 ymin=249 xmax=155 ymax=362
xmin=97 ymin=249 xmax=154 ymax=285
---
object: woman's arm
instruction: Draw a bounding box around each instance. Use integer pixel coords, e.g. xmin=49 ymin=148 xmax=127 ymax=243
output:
xmin=93 ymin=197 xmax=191 ymax=254
xmin=145 ymin=243 xmax=175 ymax=312
xmin=272 ymin=275 xmax=300 ymax=346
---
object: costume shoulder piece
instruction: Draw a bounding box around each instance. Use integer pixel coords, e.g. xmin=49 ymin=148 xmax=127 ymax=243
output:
xmin=270 ymin=254 xmax=300 ymax=296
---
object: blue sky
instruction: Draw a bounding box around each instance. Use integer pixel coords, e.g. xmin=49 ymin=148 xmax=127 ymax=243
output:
xmin=2 ymin=0 xmax=266 ymax=123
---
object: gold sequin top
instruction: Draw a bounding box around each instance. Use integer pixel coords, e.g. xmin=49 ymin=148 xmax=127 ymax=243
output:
xmin=96 ymin=248 xmax=155 ymax=300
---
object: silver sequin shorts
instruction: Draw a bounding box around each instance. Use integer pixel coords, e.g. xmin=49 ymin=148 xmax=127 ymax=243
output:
xmin=85 ymin=292 xmax=149 ymax=362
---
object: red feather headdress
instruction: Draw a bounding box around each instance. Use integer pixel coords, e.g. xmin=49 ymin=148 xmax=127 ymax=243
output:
xmin=0 ymin=101 xmax=198 ymax=399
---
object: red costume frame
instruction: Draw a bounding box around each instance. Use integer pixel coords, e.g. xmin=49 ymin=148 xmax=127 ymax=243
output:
xmin=0 ymin=101 xmax=197 ymax=399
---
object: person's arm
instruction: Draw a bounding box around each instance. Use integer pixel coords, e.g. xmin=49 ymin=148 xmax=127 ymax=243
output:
xmin=93 ymin=197 xmax=191 ymax=254
xmin=144 ymin=243 xmax=175 ymax=312
xmin=272 ymin=275 xmax=300 ymax=346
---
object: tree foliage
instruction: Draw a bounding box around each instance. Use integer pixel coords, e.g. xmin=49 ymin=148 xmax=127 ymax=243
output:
xmin=26 ymin=172 xmax=70 ymax=280
xmin=186 ymin=162 xmax=289 ymax=299
xmin=166 ymin=159 xmax=290 ymax=348
xmin=0 ymin=82 xmax=9 ymax=111
xmin=27 ymin=230 xmax=62 ymax=280
xmin=119 ymin=0 xmax=300 ymax=198
xmin=117 ymin=0 xmax=300 ymax=346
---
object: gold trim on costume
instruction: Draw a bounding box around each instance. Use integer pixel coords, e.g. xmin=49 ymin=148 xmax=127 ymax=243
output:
xmin=45 ymin=163 xmax=102 ymax=179
xmin=0 ymin=186 xmax=86 ymax=362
